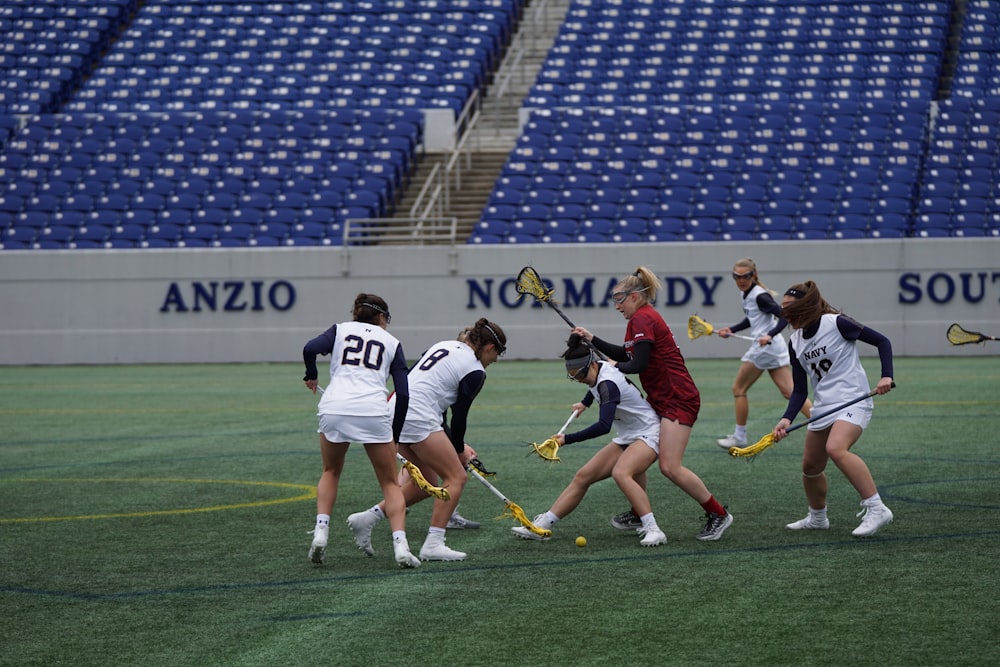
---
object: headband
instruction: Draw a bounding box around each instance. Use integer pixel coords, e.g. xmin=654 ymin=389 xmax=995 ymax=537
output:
xmin=361 ymin=302 xmax=390 ymax=322
xmin=564 ymin=349 xmax=596 ymax=373
xmin=483 ymin=322 xmax=506 ymax=354
xmin=784 ymin=288 xmax=806 ymax=298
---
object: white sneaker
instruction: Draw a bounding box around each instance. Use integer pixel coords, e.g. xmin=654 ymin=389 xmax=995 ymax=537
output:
xmin=446 ymin=510 xmax=481 ymax=529
xmin=419 ymin=540 xmax=467 ymax=561
xmin=852 ymin=502 xmax=893 ymax=537
xmin=717 ymin=434 xmax=748 ymax=450
xmin=393 ymin=536 xmax=420 ymax=568
xmin=346 ymin=510 xmax=380 ymax=556
xmin=785 ymin=514 xmax=830 ymax=530
xmin=308 ymin=524 xmax=329 ymax=564
xmin=511 ymin=514 xmax=552 ymax=541
xmin=639 ymin=526 xmax=667 ymax=547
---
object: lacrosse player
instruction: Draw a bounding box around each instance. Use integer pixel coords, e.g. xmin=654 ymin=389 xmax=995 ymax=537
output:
xmin=573 ymin=266 xmax=734 ymax=541
xmin=302 ymin=293 xmax=420 ymax=568
xmin=774 ymin=281 xmax=895 ymax=537
xmin=347 ymin=318 xmax=507 ymax=561
xmin=515 ymin=334 xmax=667 ymax=546
xmin=715 ymin=258 xmax=813 ymax=450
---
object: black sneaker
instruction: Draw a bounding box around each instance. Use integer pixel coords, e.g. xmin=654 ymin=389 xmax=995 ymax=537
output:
xmin=610 ymin=509 xmax=642 ymax=531
xmin=696 ymin=508 xmax=734 ymax=541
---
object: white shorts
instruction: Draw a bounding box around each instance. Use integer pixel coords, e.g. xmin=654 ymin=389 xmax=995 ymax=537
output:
xmin=318 ymin=412 xmax=392 ymax=443
xmin=807 ymin=405 xmax=872 ymax=432
xmin=741 ymin=340 xmax=790 ymax=370
xmin=398 ymin=418 xmax=441 ymax=445
xmin=613 ymin=432 xmax=660 ymax=455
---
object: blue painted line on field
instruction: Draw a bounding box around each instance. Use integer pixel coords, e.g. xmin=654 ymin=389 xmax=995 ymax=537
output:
xmin=4 ymin=529 xmax=999 ymax=603
xmin=265 ymin=611 xmax=370 ymax=622
xmin=879 ymin=476 xmax=1000 ymax=509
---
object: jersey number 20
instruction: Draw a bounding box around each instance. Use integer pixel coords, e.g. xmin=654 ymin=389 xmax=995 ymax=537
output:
xmin=342 ymin=335 xmax=386 ymax=370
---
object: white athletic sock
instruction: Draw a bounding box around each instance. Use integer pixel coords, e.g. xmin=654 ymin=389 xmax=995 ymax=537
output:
xmin=316 ymin=514 xmax=330 ymax=526
xmin=862 ymin=493 xmax=883 ymax=507
xmin=639 ymin=512 xmax=659 ymax=531
xmin=810 ymin=507 xmax=828 ymax=520
xmin=734 ymin=425 xmax=747 ymax=440
xmin=371 ymin=505 xmax=386 ymax=520
xmin=392 ymin=530 xmax=406 ymax=543
xmin=543 ymin=511 xmax=560 ymax=525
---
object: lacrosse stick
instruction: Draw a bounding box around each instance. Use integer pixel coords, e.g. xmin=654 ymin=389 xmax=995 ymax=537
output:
xmin=947 ymin=323 xmax=999 ymax=345
xmin=314 ymin=385 xmax=450 ymax=500
xmin=528 ymin=409 xmax=580 ymax=462
xmin=514 ymin=266 xmax=608 ymax=360
xmin=467 ymin=456 xmax=497 ymax=478
xmin=688 ymin=314 xmax=757 ymax=342
xmin=466 ymin=464 xmax=552 ymax=537
xmin=729 ymin=383 xmax=895 ymax=460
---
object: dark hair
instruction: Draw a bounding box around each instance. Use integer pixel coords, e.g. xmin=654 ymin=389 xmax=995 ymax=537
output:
xmin=781 ymin=281 xmax=838 ymax=329
xmin=352 ymin=293 xmax=390 ymax=325
xmin=561 ymin=333 xmax=591 ymax=362
xmin=464 ymin=318 xmax=507 ymax=357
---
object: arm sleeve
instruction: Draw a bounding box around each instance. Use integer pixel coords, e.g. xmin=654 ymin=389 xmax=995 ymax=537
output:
xmin=564 ymin=380 xmax=619 ymax=444
xmin=730 ymin=316 xmax=751 ymax=333
xmin=614 ymin=339 xmax=652 ymax=374
xmin=781 ymin=342 xmax=811 ymax=422
xmin=302 ymin=325 xmax=337 ymax=381
xmin=757 ymin=293 xmax=790 ymax=336
xmin=837 ymin=315 xmax=894 ymax=379
xmin=446 ymin=370 xmax=486 ymax=454
xmin=590 ymin=336 xmax=629 ymax=362
xmin=388 ymin=343 xmax=409 ymax=443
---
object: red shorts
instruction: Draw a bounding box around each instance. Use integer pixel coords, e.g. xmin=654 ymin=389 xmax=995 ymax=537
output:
xmin=651 ymin=397 xmax=700 ymax=428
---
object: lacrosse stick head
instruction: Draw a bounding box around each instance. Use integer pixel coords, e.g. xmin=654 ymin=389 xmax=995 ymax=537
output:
xmin=727 ymin=433 xmax=776 ymax=460
xmin=529 ymin=438 xmax=561 ymax=462
xmin=467 ymin=456 xmax=497 ymax=478
xmin=688 ymin=314 xmax=715 ymax=340
xmin=515 ymin=266 xmax=555 ymax=303
xmin=503 ymin=500 xmax=552 ymax=537
xmin=947 ymin=323 xmax=988 ymax=345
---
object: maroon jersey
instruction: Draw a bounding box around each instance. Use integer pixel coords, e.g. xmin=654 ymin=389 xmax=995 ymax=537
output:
xmin=625 ymin=304 xmax=701 ymax=424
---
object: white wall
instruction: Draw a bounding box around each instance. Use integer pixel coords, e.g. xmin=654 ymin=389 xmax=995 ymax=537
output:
xmin=0 ymin=238 xmax=997 ymax=364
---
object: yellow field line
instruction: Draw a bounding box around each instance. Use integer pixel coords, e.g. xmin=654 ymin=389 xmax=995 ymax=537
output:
xmin=0 ymin=478 xmax=316 ymax=524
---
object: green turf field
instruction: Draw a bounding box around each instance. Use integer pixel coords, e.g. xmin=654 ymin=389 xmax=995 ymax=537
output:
xmin=2 ymin=357 xmax=998 ymax=666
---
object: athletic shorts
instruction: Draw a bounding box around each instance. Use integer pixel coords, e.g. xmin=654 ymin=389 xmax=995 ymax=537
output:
xmin=655 ymin=400 xmax=699 ymax=428
xmin=398 ymin=418 xmax=441 ymax=445
xmin=741 ymin=339 xmax=790 ymax=370
xmin=807 ymin=404 xmax=872 ymax=432
xmin=318 ymin=412 xmax=392 ymax=443
xmin=613 ymin=432 xmax=660 ymax=456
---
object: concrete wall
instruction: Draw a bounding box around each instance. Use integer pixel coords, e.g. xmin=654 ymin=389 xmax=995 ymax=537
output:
xmin=1 ymin=238 xmax=997 ymax=365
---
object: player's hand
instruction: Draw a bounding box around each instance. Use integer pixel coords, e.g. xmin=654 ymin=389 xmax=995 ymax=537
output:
xmin=773 ymin=418 xmax=791 ymax=441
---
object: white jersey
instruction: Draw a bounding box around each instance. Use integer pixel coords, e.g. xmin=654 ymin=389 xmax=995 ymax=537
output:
xmin=741 ymin=284 xmax=789 ymax=369
xmin=789 ymin=313 xmax=873 ymax=416
xmin=402 ymin=340 xmax=485 ymax=436
xmin=318 ymin=321 xmax=402 ymax=417
xmin=588 ymin=362 xmax=661 ymax=445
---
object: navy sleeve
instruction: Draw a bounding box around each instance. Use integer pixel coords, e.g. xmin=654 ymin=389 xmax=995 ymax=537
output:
xmin=590 ymin=336 xmax=630 ymax=362
xmin=836 ymin=315 xmax=894 ymax=379
xmin=781 ymin=341 xmax=811 ymax=422
xmin=615 ymin=339 xmax=652 ymax=374
xmin=388 ymin=343 xmax=409 ymax=443
xmin=447 ymin=369 xmax=486 ymax=453
xmin=730 ymin=316 xmax=751 ymax=333
xmin=757 ymin=293 xmax=789 ymax=336
xmin=302 ymin=325 xmax=337 ymax=381
xmin=564 ymin=380 xmax=619 ymax=444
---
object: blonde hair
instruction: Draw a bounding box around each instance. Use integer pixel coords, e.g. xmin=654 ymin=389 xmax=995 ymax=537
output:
xmin=615 ymin=266 xmax=662 ymax=305
xmin=733 ymin=257 xmax=773 ymax=294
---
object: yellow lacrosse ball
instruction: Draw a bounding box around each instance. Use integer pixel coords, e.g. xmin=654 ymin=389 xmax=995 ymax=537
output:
xmin=575 ymin=536 xmax=587 ymax=547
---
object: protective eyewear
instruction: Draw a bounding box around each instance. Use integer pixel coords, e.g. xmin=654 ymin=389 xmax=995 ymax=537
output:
xmin=732 ymin=271 xmax=754 ymax=281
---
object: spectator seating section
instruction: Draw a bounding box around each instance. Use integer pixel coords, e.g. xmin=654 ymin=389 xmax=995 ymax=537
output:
xmin=1 ymin=0 xmax=524 ymax=249
xmin=469 ymin=0 xmax=1000 ymax=243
